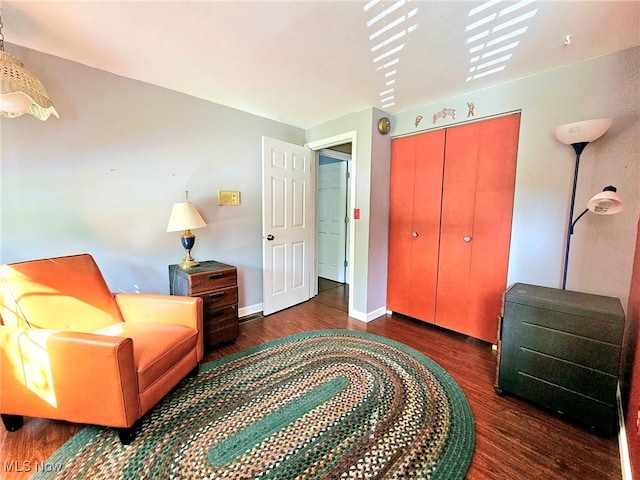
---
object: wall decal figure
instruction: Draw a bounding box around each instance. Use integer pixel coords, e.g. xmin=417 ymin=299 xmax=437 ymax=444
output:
xmin=415 ymin=115 xmax=423 ymax=127
xmin=467 ymin=102 xmax=475 ymax=117
xmin=433 ymin=108 xmax=456 ymax=124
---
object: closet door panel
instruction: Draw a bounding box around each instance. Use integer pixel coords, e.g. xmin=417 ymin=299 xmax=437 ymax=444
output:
xmin=467 ymin=113 xmax=520 ymax=341
xmin=410 ymin=130 xmax=446 ymax=321
xmin=435 ymin=122 xmax=480 ymax=333
xmin=387 ymin=130 xmax=445 ymax=321
xmin=387 ymin=136 xmax=417 ymax=314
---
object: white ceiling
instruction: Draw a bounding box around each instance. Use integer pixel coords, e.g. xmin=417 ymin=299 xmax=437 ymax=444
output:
xmin=3 ymin=1 xmax=640 ymax=128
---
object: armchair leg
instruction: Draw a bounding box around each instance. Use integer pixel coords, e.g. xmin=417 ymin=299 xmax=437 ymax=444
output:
xmin=117 ymin=423 xmax=138 ymax=445
xmin=1 ymin=414 xmax=24 ymax=432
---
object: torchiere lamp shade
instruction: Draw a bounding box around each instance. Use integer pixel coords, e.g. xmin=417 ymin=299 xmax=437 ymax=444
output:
xmin=554 ymin=118 xmax=612 ymax=145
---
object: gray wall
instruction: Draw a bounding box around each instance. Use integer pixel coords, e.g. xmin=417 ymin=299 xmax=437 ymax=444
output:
xmin=2 ymin=43 xmax=638 ymax=320
xmin=0 ymin=44 xmax=305 ymax=314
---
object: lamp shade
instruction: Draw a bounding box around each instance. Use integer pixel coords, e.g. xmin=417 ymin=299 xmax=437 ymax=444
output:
xmin=587 ymin=186 xmax=623 ymax=215
xmin=554 ymin=118 xmax=612 ymax=145
xmin=0 ymin=51 xmax=59 ymax=121
xmin=166 ymin=202 xmax=207 ymax=232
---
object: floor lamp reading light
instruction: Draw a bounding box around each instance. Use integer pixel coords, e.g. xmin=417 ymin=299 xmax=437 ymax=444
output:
xmin=166 ymin=191 xmax=207 ymax=270
xmin=554 ymin=119 xmax=624 ymax=290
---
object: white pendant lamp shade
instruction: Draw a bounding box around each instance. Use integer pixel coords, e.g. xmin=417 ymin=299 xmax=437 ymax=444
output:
xmin=587 ymin=187 xmax=624 ymax=215
xmin=0 ymin=51 xmax=59 ymax=121
xmin=1 ymin=91 xmax=32 ymax=113
xmin=166 ymin=202 xmax=207 ymax=232
xmin=554 ymin=118 xmax=612 ymax=145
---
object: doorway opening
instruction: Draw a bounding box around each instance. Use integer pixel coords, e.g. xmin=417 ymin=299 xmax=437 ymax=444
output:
xmin=317 ymin=143 xmax=351 ymax=308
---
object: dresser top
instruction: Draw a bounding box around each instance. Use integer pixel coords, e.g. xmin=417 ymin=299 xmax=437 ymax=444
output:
xmin=505 ymin=283 xmax=624 ymax=321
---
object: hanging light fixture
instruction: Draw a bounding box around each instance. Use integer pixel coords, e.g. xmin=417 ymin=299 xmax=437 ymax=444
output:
xmin=554 ymin=119 xmax=623 ymax=290
xmin=0 ymin=15 xmax=59 ymax=120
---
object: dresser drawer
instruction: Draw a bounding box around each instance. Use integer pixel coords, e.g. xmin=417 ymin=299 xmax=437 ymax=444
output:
xmin=517 ymin=320 xmax=621 ymax=375
xmin=503 ymin=302 xmax=622 ymax=344
xmin=509 ymin=372 xmax=617 ymax=436
xmin=514 ymin=348 xmax=618 ymax=404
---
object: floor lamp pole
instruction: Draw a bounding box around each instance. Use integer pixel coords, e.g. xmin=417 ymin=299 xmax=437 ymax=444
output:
xmin=562 ymin=142 xmax=589 ymax=290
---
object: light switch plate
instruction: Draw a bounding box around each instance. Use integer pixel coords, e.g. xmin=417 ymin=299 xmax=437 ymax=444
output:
xmin=218 ymin=190 xmax=241 ymax=206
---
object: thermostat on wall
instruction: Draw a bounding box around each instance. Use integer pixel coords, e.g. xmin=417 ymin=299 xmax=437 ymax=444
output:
xmin=219 ymin=190 xmax=241 ymax=206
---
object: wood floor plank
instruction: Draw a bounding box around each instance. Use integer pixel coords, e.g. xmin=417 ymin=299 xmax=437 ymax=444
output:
xmin=0 ymin=283 xmax=621 ymax=479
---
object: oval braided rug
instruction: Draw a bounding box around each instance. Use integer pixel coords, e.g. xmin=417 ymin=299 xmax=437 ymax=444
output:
xmin=33 ymin=329 xmax=475 ymax=480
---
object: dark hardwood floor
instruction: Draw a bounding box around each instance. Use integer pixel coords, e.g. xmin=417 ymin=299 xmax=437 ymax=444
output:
xmin=0 ymin=279 xmax=622 ymax=479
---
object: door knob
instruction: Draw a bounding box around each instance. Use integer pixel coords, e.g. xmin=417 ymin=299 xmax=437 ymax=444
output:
xmin=463 ymin=236 xmax=472 ymax=242
xmin=266 ymin=234 xmax=275 ymax=241
xmin=411 ymin=231 xmax=419 ymax=238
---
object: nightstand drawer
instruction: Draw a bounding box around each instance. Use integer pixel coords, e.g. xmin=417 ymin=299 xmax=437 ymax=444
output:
xmin=197 ymin=286 xmax=238 ymax=311
xmin=204 ymin=305 xmax=239 ymax=345
xmin=189 ymin=268 xmax=237 ymax=294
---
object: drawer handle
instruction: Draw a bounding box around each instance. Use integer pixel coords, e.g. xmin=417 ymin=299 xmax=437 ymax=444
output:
xmin=208 ymin=273 xmax=224 ymax=280
xmin=211 ymin=310 xmax=225 ymax=318
xmin=209 ymin=292 xmax=225 ymax=299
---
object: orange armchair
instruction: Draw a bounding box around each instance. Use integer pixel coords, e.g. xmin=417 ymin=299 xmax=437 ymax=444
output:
xmin=0 ymin=254 xmax=203 ymax=443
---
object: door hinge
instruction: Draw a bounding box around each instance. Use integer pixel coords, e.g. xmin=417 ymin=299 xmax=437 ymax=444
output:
xmin=344 ymin=260 xmax=349 ymax=267
xmin=345 ymin=171 xmax=350 ymax=179
xmin=345 ymin=216 xmax=349 ymax=224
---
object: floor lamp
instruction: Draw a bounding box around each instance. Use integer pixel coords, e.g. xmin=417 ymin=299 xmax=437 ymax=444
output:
xmin=554 ymin=119 xmax=623 ymax=290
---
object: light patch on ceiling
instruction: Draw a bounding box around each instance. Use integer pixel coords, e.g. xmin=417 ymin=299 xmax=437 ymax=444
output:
xmin=465 ymin=0 xmax=538 ymax=82
xmin=364 ymin=0 xmax=420 ymax=109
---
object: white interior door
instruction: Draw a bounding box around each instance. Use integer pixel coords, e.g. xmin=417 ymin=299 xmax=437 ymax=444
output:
xmin=262 ymin=136 xmax=313 ymax=315
xmin=318 ymin=160 xmax=348 ymax=283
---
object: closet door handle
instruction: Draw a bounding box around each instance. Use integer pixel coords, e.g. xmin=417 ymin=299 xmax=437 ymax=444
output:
xmin=411 ymin=231 xmax=419 ymax=238
xmin=463 ymin=236 xmax=472 ymax=243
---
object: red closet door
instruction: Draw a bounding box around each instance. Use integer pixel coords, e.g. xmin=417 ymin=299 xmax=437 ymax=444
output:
xmin=387 ymin=130 xmax=445 ymax=321
xmin=436 ymin=113 xmax=520 ymax=342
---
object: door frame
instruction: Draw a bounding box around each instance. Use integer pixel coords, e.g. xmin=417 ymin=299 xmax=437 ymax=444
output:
xmin=307 ymin=131 xmax=357 ymax=316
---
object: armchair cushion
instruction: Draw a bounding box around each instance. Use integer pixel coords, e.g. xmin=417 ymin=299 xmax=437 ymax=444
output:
xmin=94 ymin=322 xmax=198 ymax=392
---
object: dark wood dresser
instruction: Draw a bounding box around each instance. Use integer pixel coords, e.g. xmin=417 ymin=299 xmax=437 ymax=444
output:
xmin=495 ymin=283 xmax=625 ymax=436
xmin=169 ymin=260 xmax=239 ymax=348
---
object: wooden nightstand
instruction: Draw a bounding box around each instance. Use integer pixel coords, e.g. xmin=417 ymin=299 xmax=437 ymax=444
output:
xmin=169 ymin=260 xmax=239 ymax=348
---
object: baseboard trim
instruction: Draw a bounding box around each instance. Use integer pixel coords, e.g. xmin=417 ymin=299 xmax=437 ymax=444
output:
xmin=239 ymin=303 xmax=263 ymax=318
xmin=618 ymin=383 xmax=632 ymax=480
xmin=349 ymin=306 xmax=387 ymax=323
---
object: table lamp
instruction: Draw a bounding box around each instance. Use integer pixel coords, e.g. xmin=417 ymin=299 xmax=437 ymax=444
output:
xmin=166 ymin=191 xmax=207 ymax=269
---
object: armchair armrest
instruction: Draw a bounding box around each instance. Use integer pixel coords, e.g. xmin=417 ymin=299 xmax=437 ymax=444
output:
xmin=0 ymin=327 xmax=140 ymax=428
xmin=114 ymin=293 xmax=203 ymax=359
